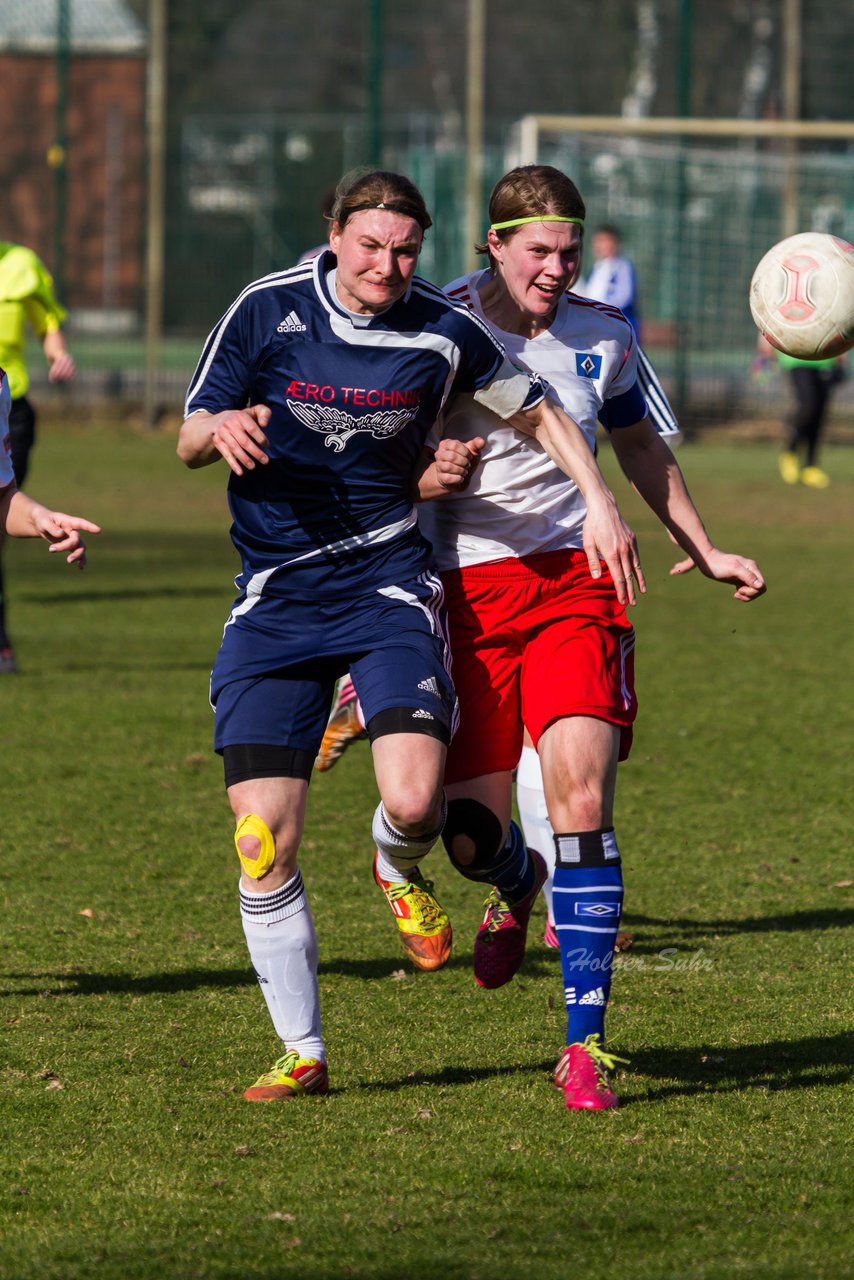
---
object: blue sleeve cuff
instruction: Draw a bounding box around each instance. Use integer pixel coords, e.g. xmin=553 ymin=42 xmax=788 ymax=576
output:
xmin=598 ymin=383 xmax=647 ymax=431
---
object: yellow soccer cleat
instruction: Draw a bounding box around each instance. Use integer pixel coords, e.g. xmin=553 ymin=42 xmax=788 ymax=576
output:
xmin=243 ymin=1049 xmax=329 ymax=1101
xmin=778 ymin=451 xmax=800 ymax=485
xmin=373 ymin=853 xmax=452 ymax=971
xmin=801 ymin=465 xmax=830 ymax=489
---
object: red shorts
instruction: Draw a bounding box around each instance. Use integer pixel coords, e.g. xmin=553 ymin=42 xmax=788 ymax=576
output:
xmin=442 ymin=548 xmax=637 ymax=785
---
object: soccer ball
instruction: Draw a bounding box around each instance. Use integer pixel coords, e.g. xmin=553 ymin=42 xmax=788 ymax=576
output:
xmin=749 ymin=231 xmax=854 ymax=360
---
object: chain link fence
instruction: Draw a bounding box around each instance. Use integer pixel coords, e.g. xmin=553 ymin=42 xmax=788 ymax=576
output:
xmin=1 ymin=0 xmax=852 ymax=426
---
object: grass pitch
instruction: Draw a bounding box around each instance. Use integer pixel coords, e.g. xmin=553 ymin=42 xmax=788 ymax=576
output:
xmin=1 ymin=424 xmax=851 ymax=1280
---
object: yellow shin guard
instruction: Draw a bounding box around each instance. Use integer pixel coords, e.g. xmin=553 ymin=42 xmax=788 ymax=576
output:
xmin=234 ymin=813 xmax=276 ymax=880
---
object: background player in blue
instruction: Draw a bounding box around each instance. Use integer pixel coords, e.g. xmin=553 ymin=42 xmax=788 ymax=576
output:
xmin=177 ymin=169 xmax=642 ymax=1102
xmin=580 ymin=224 xmax=641 ymax=338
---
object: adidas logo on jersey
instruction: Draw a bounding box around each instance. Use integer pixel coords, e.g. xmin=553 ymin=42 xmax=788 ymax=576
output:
xmin=277 ymin=310 xmax=307 ymax=333
xmin=417 ymin=677 xmax=440 ymax=696
xmin=579 ymin=986 xmax=606 ymax=1006
xmin=411 ymin=709 xmax=435 ymax=720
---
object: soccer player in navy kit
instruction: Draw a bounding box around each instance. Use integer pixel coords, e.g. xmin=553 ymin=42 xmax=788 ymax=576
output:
xmin=178 ymin=170 xmax=642 ymax=1101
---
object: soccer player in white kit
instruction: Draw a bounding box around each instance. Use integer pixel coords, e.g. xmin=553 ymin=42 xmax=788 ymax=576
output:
xmin=420 ymin=166 xmax=766 ymax=1111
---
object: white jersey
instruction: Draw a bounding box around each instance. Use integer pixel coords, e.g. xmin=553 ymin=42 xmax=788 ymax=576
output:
xmin=0 ymin=369 xmax=14 ymax=490
xmin=420 ymin=270 xmax=645 ymax=571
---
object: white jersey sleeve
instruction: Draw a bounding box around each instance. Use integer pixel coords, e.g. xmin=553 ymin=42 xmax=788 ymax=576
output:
xmin=636 ymin=346 xmax=681 ymax=441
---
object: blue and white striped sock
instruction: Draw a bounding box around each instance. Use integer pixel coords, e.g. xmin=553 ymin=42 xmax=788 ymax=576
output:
xmin=491 ymin=819 xmax=537 ymax=903
xmin=552 ymin=828 xmax=623 ymax=1045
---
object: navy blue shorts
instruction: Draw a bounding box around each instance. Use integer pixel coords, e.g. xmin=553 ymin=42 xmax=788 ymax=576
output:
xmin=211 ymin=571 xmax=458 ymax=756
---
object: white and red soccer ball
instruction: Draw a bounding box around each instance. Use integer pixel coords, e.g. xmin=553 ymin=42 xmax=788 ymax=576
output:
xmin=749 ymin=231 xmax=854 ymax=360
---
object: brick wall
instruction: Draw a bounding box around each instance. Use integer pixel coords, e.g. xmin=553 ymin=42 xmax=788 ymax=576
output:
xmin=0 ymin=51 xmax=145 ymax=316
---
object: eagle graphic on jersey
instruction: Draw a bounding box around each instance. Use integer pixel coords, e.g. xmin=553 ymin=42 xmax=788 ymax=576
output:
xmin=287 ymin=400 xmax=416 ymax=451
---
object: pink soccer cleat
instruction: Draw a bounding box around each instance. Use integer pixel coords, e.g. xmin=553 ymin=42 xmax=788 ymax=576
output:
xmin=473 ymin=849 xmax=548 ymax=989
xmin=543 ymin=918 xmax=560 ymax=949
xmin=554 ymin=1034 xmax=627 ymax=1111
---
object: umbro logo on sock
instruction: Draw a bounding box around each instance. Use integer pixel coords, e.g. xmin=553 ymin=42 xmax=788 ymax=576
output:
xmin=277 ymin=310 xmax=307 ymax=333
xmin=579 ymin=986 xmax=606 ymax=1006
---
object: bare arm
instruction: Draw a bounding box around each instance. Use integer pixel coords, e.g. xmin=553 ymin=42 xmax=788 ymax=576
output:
xmin=42 ymin=329 xmax=76 ymax=383
xmin=611 ymin=418 xmax=766 ymax=602
xmin=0 ymin=485 xmax=100 ymax=567
xmin=510 ymin=395 xmax=645 ymax=605
xmin=177 ymin=405 xmax=272 ymax=473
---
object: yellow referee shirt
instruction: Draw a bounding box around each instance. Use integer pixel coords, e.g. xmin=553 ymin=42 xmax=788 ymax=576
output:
xmin=0 ymin=243 xmax=67 ymax=400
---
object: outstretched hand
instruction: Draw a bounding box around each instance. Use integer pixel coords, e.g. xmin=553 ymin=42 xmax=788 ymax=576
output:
xmin=38 ymin=509 xmax=101 ymax=568
xmin=670 ymin=548 xmax=766 ymax=601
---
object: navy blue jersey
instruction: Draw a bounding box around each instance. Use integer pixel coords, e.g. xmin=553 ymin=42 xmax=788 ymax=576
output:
xmin=185 ymin=252 xmax=544 ymax=599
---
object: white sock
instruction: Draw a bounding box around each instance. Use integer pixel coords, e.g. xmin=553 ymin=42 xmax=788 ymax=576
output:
xmin=372 ymin=798 xmax=446 ymax=884
xmin=516 ymin=745 xmax=556 ymax=922
xmin=239 ymin=870 xmax=325 ymax=1061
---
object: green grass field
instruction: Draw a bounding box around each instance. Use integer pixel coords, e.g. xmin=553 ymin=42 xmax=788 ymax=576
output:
xmin=1 ymin=425 xmax=851 ymax=1280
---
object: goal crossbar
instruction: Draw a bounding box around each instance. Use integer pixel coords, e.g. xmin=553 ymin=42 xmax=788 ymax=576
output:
xmin=516 ymin=114 xmax=854 ymax=162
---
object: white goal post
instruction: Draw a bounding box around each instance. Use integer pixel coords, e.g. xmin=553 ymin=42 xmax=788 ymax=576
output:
xmin=510 ymin=113 xmax=854 ymax=247
xmin=513 ymin=114 xmax=854 ymax=162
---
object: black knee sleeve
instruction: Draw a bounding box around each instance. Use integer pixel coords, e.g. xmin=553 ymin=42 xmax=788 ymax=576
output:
xmin=442 ymin=799 xmax=504 ymax=874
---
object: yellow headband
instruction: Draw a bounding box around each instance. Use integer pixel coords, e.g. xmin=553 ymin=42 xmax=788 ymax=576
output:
xmin=490 ymin=215 xmax=585 ymax=231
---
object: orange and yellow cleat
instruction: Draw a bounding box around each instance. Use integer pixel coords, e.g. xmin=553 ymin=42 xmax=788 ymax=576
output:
xmin=373 ymin=853 xmax=452 ymax=971
xmin=314 ymin=677 xmax=367 ymax=772
xmin=243 ymin=1049 xmax=329 ymax=1101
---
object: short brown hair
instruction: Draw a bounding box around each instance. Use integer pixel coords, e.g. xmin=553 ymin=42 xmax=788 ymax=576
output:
xmin=476 ymin=165 xmax=585 ymax=263
xmin=330 ymin=170 xmax=433 ymax=234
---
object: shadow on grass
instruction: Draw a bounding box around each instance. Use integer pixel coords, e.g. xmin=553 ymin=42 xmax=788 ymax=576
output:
xmin=619 ymin=906 xmax=853 ymax=951
xmin=354 ymin=1032 xmax=853 ymax=1099
xmin=3 ymin=968 xmax=253 ymax=997
xmin=5 ymin=970 xmax=850 ymax=1102
xmin=354 ymin=1058 xmax=557 ymax=1091
xmin=624 ymin=1032 xmax=854 ymax=1103
xmin=2 ymin=950 xmax=492 ymax=997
